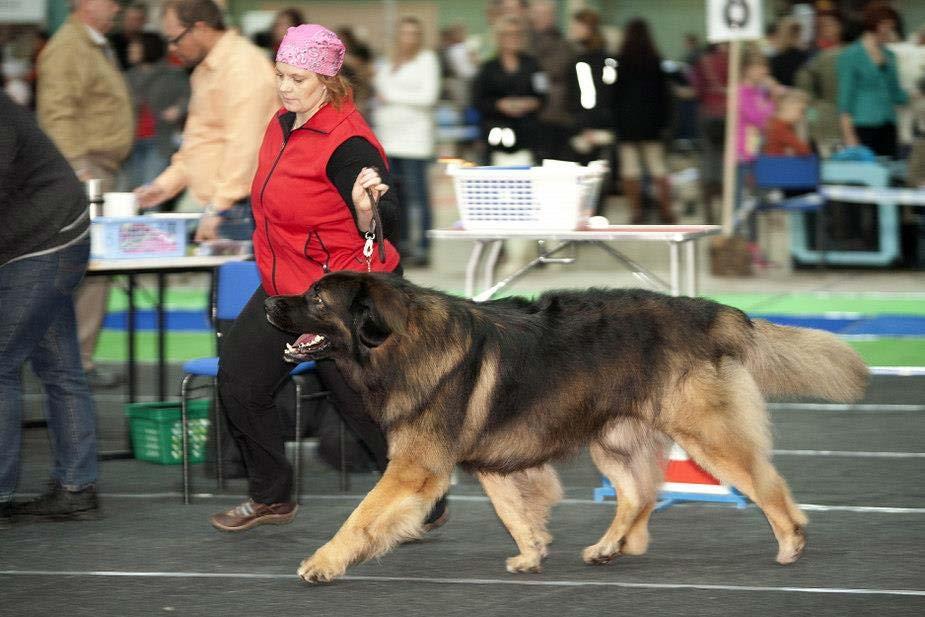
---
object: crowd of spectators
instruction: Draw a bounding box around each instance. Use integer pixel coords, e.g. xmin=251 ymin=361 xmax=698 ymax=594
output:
xmin=4 ymin=0 xmax=923 ymax=231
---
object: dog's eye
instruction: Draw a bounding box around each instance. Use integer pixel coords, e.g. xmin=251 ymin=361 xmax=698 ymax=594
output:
xmin=312 ymin=290 xmax=327 ymax=309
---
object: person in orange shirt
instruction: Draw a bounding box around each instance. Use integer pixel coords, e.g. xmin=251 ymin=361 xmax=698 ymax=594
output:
xmin=134 ymin=0 xmax=278 ymax=242
xmin=764 ymin=90 xmax=813 ymax=156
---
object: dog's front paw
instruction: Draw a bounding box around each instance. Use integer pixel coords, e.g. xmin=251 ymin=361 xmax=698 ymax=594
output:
xmin=505 ymin=552 xmax=543 ymax=573
xmin=297 ymin=550 xmax=347 ymax=583
xmin=582 ymin=539 xmax=623 ymax=565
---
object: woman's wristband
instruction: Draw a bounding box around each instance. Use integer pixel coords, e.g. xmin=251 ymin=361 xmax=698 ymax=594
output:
xmin=203 ymin=205 xmax=227 ymax=218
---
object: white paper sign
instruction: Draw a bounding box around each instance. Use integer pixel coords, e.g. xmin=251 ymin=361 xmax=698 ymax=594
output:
xmin=0 ymin=0 xmax=46 ymax=23
xmin=707 ymin=0 xmax=763 ymax=42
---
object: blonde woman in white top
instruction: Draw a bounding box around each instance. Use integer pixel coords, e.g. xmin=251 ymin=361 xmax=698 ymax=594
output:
xmin=373 ymin=17 xmax=441 ymax=266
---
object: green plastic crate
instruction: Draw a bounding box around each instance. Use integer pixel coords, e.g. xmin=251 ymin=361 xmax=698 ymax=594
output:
xmin=125 ymin=400 xmax=210 ymax=465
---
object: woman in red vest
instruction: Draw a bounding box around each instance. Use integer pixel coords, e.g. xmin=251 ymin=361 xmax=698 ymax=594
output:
xmin=209 ymin=25 xmax=447 ymax=532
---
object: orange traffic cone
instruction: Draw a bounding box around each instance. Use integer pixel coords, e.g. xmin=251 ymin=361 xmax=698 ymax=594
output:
xmin=656 ymin=444 xmax=749 ymax=510
xmin=593 ymin=444 xmax=749 ymax=510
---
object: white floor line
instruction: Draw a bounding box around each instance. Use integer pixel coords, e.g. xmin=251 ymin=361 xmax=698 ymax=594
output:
xmin=772 ymin=449 xmax=925 ymax=458
xmin=798 ymin=504 xmax=925 ymax=514
xmin=769 ymin=403 xmax=925 ymax=412
xmin=59 ymin=492 xmax=925 ymax=514
xmin=0 ymin=570 xmax=921 ymax=597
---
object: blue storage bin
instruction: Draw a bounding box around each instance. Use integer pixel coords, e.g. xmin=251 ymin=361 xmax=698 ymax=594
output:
xmin=90 ymin=216 xmax=188 ymax=259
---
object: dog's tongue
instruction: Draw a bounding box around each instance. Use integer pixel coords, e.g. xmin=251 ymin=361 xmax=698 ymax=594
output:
xmin=295 ymin=333 xmax=317 ymax=346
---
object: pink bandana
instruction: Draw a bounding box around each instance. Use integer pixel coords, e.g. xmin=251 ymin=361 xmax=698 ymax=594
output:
xmin=275 ymin=24 xmax=345 ymax=77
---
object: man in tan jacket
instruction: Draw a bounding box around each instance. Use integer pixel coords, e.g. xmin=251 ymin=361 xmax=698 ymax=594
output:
xmin=37 ymin=0 xmax=134 ymax=387
xmin=135 ymin=0 xmax=278 ymax=242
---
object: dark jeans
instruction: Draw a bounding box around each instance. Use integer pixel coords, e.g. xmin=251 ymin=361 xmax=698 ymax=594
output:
xmin=391 ymin=157 xmax=433 ymax=259
xmin=0 ymin=238 xmax=97 ymax=501
xmin=217 ymin=199 xmax=255 ymax=242
xmin=217 ymin=285 xmax=389 ymax=504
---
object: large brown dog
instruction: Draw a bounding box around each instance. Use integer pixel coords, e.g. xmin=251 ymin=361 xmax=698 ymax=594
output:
xmin=264 ymin=272 xmax=868 ymax=583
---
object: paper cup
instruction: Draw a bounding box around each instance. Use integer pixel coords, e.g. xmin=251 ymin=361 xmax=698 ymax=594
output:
xmin=103 ymin=192 xmax=138 ymax=217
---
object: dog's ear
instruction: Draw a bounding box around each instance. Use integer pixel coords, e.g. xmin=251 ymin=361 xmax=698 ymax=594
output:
xmin=351 ymin=277 xmax=408 ymax=348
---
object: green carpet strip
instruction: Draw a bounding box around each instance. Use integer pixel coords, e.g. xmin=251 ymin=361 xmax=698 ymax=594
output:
xmin=95 ymin=289 xmax=925 ymax=366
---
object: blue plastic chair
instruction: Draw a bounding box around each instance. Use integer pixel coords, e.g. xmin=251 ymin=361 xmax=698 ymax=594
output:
xmin=179 ymin=261 xmax=333 ymax=504
xmin=750 ymin=155 xmax=827 ymax=264
xmin=752 ymin=154 xmax=821 ymax=191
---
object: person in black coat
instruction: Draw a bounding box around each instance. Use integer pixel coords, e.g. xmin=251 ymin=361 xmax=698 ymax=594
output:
xmin=566 ymin=8 xmax=617 ymax=210
xmin=612 ymin=18 xmax=675 ymax=223
xmin=0 ymin=92 xmax=100 ymax=526
xmin=471 ymin=16 xmax=545 ymax=164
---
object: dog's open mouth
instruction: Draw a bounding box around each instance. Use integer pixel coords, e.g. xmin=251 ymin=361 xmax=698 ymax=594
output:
xmin=284 ymin=333 xmax=330 ymax=363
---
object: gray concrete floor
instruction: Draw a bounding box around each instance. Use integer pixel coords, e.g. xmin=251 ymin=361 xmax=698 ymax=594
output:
xmin=4 ymin=374 xmax=924 ymax=616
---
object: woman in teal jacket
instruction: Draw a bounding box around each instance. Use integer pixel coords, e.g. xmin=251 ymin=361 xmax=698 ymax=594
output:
xmin=837 ymin=3 xmax=908 ymax=157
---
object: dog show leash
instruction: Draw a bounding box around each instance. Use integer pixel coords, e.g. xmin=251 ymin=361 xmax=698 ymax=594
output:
xmin=362 ymin=167 xmax=387 ymax=272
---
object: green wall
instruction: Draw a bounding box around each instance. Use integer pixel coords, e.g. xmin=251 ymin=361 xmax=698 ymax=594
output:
xmin=47 ymin=0 xmax=70 ymax=33
xmin=44 ymin=0 xmax=925 ymax=59
xmin=599 ymin=0 xmax=709 ymax=59
xmin=225 ymin=0 xmax=490 ymax=31
xmin=219 ymin=0 xmax=740 ymax=60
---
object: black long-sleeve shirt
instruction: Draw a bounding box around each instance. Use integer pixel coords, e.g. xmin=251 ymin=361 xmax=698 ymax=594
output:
xmin=325 ymin=135 xmax=399 ymax=246
xmin=472 ymin=54 xmax=546 ymax=153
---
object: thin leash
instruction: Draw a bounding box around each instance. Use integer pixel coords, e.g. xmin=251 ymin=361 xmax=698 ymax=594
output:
xmin=362 ymin=168 xmax=387 ymax=272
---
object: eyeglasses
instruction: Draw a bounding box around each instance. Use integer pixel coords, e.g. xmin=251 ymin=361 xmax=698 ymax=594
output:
xmin=167 ymin=25 xmax=192 ymax=46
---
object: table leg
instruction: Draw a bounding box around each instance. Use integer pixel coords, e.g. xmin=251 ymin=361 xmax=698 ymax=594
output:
xmin=669 ymin=243 xmax=680 ymax=297
xmin=127 ymin=274 xmax=137 ymax=403
xmin=593 ymin=242 xmax=670 ymax=292
xmin=464 ymin=241 xmax=484 ymax=299
xmin=482 ymin=240 xmax=504 ymax=291
xmin=472 ymin=241 xmax=573 ymax=302
xmin=685 ymin=240 xmax=697 ymax=297
xmin=157 ymin=272 xmax=167 ymax=401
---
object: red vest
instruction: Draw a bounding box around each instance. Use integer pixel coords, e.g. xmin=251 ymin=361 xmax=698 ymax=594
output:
xmin=251 ymin=102 xmax=400 ymax=296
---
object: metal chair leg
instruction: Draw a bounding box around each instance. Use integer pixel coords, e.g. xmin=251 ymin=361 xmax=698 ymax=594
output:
xmin=180 ymin=374 xmax=194 ymax=505
xmin=293 ymin=379 xmax=302 ymax=505
xmin=213 ymin=377 xmax=224 ymax=490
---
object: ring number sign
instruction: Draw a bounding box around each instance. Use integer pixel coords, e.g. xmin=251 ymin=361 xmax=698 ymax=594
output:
xmin=707 ymin=0 xmax=763 ymax=42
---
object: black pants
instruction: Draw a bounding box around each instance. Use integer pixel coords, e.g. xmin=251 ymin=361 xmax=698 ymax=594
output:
xmin=856 ymin=123 xmax=897 ymax=158
xmin=217 ymin=285 xmax=389 ymax=504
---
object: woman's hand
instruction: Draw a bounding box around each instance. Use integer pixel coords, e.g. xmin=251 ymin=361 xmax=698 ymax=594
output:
xmin=195 ymin=214 xmax=221 ymax=242
xmin=351 ymin=166 xmax=389 ymax=232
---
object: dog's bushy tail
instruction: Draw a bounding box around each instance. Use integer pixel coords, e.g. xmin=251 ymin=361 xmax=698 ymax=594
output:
xmin=742 ymin=319 xmax=868 ymax=402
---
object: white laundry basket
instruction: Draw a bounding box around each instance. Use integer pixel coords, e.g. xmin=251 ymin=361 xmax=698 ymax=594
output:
xmin=448 ymin=163 xmax=606 ymax=231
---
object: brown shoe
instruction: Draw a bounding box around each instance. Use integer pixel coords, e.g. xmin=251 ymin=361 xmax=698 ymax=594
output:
xmin=209 ymin=499 xmax=298 ymax=532
xmin=422 ymin=508 xmax=449 ymax=533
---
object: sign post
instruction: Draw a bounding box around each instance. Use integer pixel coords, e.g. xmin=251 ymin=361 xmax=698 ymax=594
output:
xmin=707 ymin=0 xmax=763 ymax=236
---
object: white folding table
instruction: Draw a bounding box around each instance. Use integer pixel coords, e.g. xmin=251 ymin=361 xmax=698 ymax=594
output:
xmin=428 ymin=225 xmax=722 ymax=301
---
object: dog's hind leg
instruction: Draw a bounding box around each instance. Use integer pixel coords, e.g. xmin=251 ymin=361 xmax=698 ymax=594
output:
xmin=478 ymin=469 xmax=558 ymax=573
xmin=297 ymin=456 xmax=451 ymax=583
xmin=583 ymin=418 xmax=664 ymax=565
xmin=666 ymin=361 xmax=808 ymax=565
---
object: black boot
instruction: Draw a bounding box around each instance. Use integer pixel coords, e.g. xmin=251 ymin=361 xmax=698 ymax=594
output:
xmin=423 ymin=494 xmax=449 ymax=532
xmin=0 ymin=500 xmax=11 ymax=529
xmin=13 ymin=482 xmax=100 ymax=520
